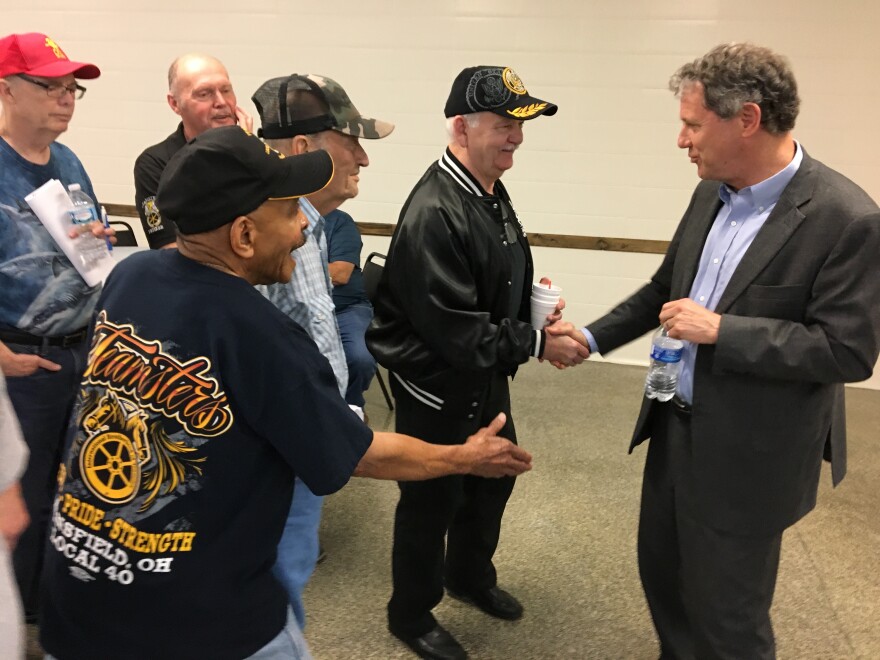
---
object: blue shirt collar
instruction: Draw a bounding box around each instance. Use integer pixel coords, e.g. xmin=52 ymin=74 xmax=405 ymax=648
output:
xmin=718 ymin=141 xmax=803 ymax=210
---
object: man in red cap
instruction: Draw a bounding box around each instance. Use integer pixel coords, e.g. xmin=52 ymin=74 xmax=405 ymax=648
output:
xmin=0 ymin=32 xmax=111 ymax=629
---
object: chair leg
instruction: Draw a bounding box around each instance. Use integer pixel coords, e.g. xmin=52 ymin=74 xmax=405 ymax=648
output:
xmin=375 ymin=367 xmax=394 ymax=411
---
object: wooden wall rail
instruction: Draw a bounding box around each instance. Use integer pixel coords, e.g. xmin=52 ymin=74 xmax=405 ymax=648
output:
xmin=104 ymin=204 xmax=670 ymax=255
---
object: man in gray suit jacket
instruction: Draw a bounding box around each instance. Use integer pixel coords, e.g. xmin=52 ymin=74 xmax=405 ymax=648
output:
xmin=551 ymin=43 xmax=880 ymax=659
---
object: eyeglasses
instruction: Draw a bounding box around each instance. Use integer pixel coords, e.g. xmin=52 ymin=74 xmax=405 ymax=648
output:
xmin=16 ymin=73 xmax=86 ymax=100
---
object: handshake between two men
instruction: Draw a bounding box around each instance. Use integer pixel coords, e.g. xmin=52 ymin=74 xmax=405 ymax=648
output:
xmin=532 ymin=276 xmax=591 ymax=369
xmin=365 ymin=291 xmax=725 ymax=477
xmin=540 ymin=294 xmax=724 ymax=370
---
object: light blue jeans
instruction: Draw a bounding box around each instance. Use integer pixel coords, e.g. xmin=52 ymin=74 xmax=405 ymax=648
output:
xmin=45 ymin=608 xmax=312 ymax=660
xmin=273 ymin=477 xmax=324 ymax=629
xmin=335 ymin=303 xmax=376 ymax=408
xmin=246 ymin=608 xmax=312 ymax=659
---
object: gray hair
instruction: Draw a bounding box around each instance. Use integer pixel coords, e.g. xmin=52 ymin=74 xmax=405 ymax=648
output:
xmin=445 ymin=113 xmax=483 ymax=139
xmin=264 ymin=137 xmax=292 ymax=154
xmin=264 ymin=133 xmax=325 ymax=156
xmin=669 ymin=43 xmax=800 ymax=135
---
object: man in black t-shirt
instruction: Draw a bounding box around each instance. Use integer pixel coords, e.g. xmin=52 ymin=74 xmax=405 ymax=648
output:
xmin=41 ymin=126 xmax=532 ymax=660
xmin=134 ymin=53 xmax=252 ymax=249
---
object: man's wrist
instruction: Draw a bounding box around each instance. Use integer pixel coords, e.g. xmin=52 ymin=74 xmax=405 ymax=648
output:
xmin=581 ymin=327 xmax=600 ymax=354
xmin=441 ymin=443 xmax=473 ymax=476
xmin=533 ymin=329 xmax=545 ymax=359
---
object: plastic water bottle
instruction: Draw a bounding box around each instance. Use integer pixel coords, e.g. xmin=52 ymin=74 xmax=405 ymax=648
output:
xmin=644 ymin=326 xmax=684 ymax=402
xmin=68 ymin=184 xmax=108 ymax=268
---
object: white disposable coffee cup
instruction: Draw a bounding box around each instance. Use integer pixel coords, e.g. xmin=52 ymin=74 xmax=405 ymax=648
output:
xmin=531 ymin=291 xmax=560 ymax=305
xmin=532 ymin=282 xmax=561 ymax=298
xmin=530 ymin=295 xmax=558 ymax=329
xmin=531 ymin=285 xmax=561 ymax=308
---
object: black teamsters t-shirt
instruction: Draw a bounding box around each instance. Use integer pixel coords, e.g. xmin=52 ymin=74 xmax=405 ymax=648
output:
xmin=133 ymin=124 xmax=187 ymax=248
xmin=40 ymin=250 xmax=373 ymax=659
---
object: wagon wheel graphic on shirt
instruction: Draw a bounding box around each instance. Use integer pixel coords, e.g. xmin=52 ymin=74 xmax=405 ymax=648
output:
xmin=78 ymin=388 xmax=206 ymax=510
xmin=79 ymin=431 xmax=141 ymax=503
xmin=80 ymin=390 xmax=150 ymax=505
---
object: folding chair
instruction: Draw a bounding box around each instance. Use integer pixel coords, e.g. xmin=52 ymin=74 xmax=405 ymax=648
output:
xmin=108 ymin=219 xmax=138 ymax=246
xmin=361 ymin=252 xmax=394 ymax=411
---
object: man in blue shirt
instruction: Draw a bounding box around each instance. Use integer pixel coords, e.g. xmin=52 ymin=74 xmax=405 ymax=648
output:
xmin=552 ymin=43 xmax=880 ymax=659
xmin=324 ymin=208 xmax=376 ymax=408
xmin=0 ymin=32 xmax=112 ymax=625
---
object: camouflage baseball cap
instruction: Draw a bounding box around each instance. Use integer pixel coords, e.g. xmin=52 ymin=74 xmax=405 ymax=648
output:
xmin=252 ymin=74 xmax=394 ymax=140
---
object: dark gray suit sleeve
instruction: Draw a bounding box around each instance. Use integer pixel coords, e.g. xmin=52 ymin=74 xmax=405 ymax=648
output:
xmin=586 ymin=193 xmax=698 ymax=354
xmin=715 ymin=211 xmax=880 ymax=383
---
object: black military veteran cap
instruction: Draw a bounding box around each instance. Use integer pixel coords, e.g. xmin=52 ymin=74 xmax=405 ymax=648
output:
xmin=252 ymin=74 xmax=394 ymax=140
xmin=156 ymin=125 xmax=334 ymax=235
xmin=444 ymin=66 xmax=558 ymax=120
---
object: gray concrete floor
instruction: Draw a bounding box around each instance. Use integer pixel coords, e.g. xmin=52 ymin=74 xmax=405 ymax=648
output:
xmin=304 ymin=361 xmax=880 ymax=659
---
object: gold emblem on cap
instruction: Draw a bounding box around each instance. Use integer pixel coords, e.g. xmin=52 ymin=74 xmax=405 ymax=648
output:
xmin=507 ymin=103 xmax=547 ymax=118
xmin=44 ymin=37 xmax=66 ymax=60
xmin=502 ymin=68 xmax=527 ymax=95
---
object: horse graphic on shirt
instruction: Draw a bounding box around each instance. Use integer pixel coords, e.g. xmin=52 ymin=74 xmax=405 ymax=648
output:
xmin=78 ymin=388 xmax=205 ymax=510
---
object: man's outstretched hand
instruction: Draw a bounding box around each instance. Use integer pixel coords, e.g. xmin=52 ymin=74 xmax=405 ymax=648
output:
xmin=462 ymin=413 xmax=533 ymax=478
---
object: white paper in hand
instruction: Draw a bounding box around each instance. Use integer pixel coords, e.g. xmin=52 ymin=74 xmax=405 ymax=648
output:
xmin=24 ymin=179 xmax=115 ymax=287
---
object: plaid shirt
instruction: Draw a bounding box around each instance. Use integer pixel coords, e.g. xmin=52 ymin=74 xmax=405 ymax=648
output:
xmin=261 ymin=199 xmax=348 ymax=397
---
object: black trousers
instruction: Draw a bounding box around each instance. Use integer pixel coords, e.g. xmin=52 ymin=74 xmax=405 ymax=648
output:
xmin=640 ymin=405 xmax=783 ymax=660
xmin=387 ymin=373 xmax=516 ymax=638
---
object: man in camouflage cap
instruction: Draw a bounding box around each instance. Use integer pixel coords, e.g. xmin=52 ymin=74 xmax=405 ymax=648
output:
xmin=256 ymin=73 xmax=393 ymax=140
xmin=252 ymin=74 xmax=393 ymax=629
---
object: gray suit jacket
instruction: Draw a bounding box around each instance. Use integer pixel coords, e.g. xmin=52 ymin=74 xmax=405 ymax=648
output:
xmin=588 ymin=151 xmax=880 ymax=536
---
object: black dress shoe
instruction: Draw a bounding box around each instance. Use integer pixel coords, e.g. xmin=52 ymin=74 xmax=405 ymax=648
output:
xmin=447 ymin=585 xmax=524 ymax=620
xmin=391 ymin=623 xmax=468 ymax=660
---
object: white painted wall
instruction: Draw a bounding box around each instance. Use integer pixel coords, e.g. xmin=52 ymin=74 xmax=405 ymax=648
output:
xmin=6 ymin=0 xmax=879 ymax=387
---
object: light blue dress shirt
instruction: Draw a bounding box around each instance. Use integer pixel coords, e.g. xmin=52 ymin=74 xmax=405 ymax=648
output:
xmin=584 ymin=143 xmax=803 ymax=404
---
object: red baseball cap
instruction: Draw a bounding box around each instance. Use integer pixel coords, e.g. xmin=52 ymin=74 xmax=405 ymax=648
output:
xmin=0 ymin=33 xmax=100 ymax=79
